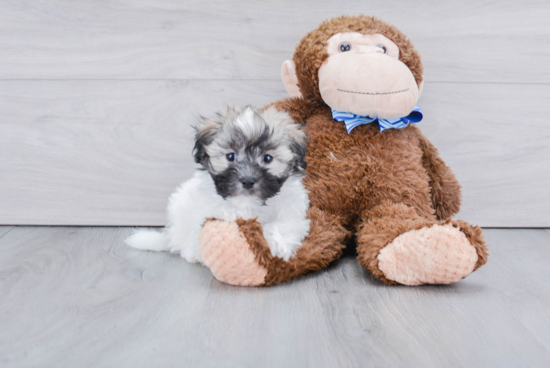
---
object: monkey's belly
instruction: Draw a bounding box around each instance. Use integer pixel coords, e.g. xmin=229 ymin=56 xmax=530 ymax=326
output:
xmin=303 ymin=112 xmax=434 ymax=226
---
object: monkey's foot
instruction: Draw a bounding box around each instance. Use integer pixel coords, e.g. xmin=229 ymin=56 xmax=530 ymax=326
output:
xmin=377 ymin=221 xmax=487 ymax=286
xmin=199 ymin=219 xmax=267 ymax=286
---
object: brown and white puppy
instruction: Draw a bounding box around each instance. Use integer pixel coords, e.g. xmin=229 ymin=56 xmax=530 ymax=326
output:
xmin=125 ymin=106 xmax=310 ymax=263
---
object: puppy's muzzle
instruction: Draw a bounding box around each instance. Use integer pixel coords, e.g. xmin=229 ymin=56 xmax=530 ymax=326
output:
xmin=240 ymin=177 xmax=256 ymax=190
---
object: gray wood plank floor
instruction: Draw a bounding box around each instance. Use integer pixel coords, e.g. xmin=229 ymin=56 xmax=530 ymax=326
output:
xmin=1 ymin=226 xmax=549 ymax=368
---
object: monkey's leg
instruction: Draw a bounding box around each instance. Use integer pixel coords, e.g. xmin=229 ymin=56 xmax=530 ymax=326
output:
xmin=356 ymin=201 xmax=488 ymax=286
xmin=198 ymin=207 xmax=348 ymax=286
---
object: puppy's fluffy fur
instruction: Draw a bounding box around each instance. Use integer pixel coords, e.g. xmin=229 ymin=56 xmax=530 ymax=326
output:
xmin=125 ymin=106 xmax=310 ymax=262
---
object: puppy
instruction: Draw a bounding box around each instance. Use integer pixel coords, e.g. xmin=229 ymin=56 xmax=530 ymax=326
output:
xmin=125 ymin=105 xmax=310 ymax=263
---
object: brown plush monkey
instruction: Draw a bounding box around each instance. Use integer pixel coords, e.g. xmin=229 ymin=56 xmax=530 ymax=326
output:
xmin=199 ymin=15 xmax=488 ymax=286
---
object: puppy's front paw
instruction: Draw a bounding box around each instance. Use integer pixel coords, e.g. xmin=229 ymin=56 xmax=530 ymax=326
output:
xmin=263 ymin=229 xmax=296 ymax=261
xmin=199 ymin=219 xmax=268 ymax=286
xmin=180 ymin=247 xmax=202 ymax=264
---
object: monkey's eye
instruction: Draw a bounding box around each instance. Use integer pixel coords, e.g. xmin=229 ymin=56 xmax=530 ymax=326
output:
xmin=263 ymin=155 xmax=273 ymax=164
xmin=226 ymin=153 xmax=236 ymax=162
xmin=377 ymin=45 xmax=387 ymax=54
xmin=339 ymin=42 xmax=351 ymax=52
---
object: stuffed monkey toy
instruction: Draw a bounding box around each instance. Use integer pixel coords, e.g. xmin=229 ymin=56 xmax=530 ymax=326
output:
xmin=199 ymin=15 xmax=488 ymax=286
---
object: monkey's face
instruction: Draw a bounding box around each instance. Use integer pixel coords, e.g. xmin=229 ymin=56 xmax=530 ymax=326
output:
xmin=281 ymin=29 xmax=424 ymax=120
xmin=318 ymin=32 xmax=422 ymax=119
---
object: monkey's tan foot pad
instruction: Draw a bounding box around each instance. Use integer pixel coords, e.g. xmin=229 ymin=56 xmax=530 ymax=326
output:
xmin=377 ymin=223 xmax=478 ymax=286
xmin=199 ymin=219 xmax=267 ymax=286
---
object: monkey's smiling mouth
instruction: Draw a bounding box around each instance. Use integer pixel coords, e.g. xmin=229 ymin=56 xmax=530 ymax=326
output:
xmin=337 ymin=88 xmax=409 ymax=95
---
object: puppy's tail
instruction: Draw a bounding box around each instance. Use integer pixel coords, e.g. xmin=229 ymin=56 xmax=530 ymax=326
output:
xmin=125 ymin=230 xmax=169 ymax=252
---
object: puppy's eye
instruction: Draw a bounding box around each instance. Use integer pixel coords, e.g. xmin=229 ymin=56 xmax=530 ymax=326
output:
xmin=339 ymin=42 xmax=351 ymax=52
xmin=226 ymin=153 xmax=236 ymax=162
xmin=377 ymin=44 xmax=387 ymax=54
xmin=263 ymin=155 xmax=273 ymax=164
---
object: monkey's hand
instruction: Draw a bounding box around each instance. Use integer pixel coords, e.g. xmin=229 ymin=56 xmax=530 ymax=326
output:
xmin=413 ymin=126 xmax=462 ymax=220
xmin=198 ymin=208 xmax=347 ymax=287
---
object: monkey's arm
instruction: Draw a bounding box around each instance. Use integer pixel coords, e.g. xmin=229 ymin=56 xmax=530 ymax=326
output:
xmin=412 ymin=126 xmax=462 ymax=220
xmin=264 ymin=97 xmax=322 ymax=123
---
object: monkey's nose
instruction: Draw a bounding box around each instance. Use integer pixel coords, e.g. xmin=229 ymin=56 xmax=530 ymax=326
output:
xmin=240 ymin=177 xmax=256 ymax=189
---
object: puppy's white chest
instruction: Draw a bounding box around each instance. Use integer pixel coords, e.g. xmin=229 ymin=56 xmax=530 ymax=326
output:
xmin=217 ymin=196 xmax=265 ymax=222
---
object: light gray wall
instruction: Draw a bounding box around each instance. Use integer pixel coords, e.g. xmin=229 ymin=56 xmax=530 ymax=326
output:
xmin=1 ymin=0 xmax=549 ymax=226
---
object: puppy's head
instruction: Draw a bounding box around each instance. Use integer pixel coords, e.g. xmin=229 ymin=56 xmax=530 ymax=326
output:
xmin=193 ymin=105 xmax=307 ymax=203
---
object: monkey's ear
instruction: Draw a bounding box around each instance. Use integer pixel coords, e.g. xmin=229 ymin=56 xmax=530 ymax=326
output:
xmin=281 ymin=60 xmax=302 ymax=98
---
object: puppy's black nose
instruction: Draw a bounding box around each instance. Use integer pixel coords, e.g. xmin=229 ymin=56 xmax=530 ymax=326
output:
xmin=240 ymin=177 xmax=256 ymax=189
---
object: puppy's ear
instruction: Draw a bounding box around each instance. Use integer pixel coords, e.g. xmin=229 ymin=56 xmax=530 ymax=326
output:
xmin=192 ymin=116 xmax=219 ymax=167
xmin=225 ymin=105 xmax=239 ymax=122
xmin=289 ymin=126 xmax=307 ymax=173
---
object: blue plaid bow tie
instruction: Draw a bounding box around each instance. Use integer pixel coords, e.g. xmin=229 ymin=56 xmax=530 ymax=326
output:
xmin=332 ymin=106 xmax=423 ymax=134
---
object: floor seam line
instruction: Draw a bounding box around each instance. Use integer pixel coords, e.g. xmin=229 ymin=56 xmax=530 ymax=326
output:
xmin=0 ymin=227 xmax=15 ymax=240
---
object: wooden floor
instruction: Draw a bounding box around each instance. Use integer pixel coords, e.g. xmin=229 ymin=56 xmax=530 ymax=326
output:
xmin=1 ymin=226 xmax=549 ymax=368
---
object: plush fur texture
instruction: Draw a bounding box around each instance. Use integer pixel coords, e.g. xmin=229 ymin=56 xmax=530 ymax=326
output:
xmin=200 ymin=208 xmax=348 ymax=286
xmin=200 ymin=220 xmax=267 ymax=286
xmin=318 ymin=33 xmax=421 ymax=119
xmin=126 ymin=106 xmax=311 ymax=263
xmin=292 ymin=15 xmax=423 ymax=102
xmin=377 ymin=223 xmax=478 ymax=285
xmin=197 ymin=15 xmax=489 ymax=286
